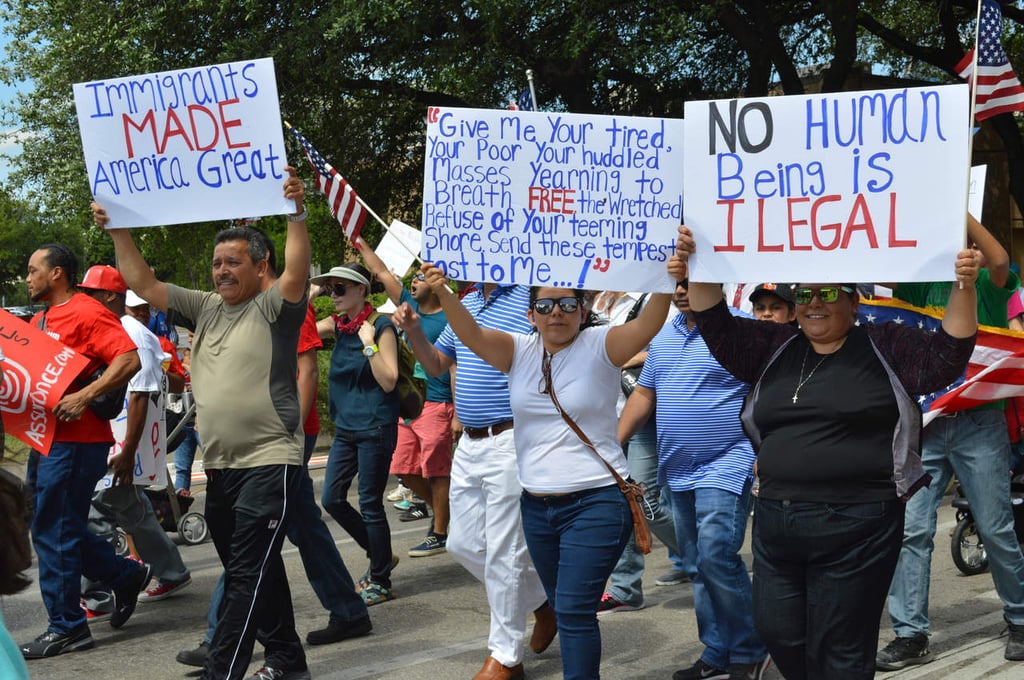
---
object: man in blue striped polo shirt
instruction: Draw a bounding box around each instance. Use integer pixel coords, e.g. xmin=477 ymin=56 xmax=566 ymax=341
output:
xmin=619 ymin=279 xmax=769 ymax=680
xmin=394 ymin=282 xmax=555 ymax=680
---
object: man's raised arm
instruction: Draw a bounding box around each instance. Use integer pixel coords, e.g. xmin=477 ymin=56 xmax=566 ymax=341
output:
xmin=278 ymin=167 xmax=311 ymax=303
xmin=93 ymin=203 xmax=169 ymax=312
xmin=355 ymin=235 xmax=405 ymax=304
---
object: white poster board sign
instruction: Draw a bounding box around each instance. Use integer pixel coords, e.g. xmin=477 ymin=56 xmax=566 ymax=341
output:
xmin=684 ymin=84 xmax=970 ymax=283
xmin=377 ymin=219 xmax=423 ymax=278
xmin=96 ymin=391 xmax=168 ymax=489
xmin=969 ymin=164 xmax=987 ymax=220
xmin=74 ymin=58 xmax=293 ymax=228
xmin=422 ymin=107 xmax=683 ymax=292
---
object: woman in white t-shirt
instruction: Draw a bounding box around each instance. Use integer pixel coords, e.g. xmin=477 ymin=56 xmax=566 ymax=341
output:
xmin=419 ymin=256 xmax=681 ymax=680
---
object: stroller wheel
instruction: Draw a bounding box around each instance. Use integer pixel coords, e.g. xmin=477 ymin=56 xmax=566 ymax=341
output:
xmin=951 ymin=515 xmax=989 ymax=576
xmin=178 ymin=512 xmax=209 ymax=545
xmin=114 ymin=528 xmax=130 ymax=556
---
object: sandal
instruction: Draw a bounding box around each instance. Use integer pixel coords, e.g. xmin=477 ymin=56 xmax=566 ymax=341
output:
xmin=356 ymin=555 xmax=399 ymax=593
xmin=360 ymin=582 xmax=395 ymax=606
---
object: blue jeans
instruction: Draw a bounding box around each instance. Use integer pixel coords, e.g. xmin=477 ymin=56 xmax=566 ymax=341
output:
xmin=27 ymin=444 xmax=139 ymax=633
xmin=672 ymin=483 xmax=765 ymax=669
xmin=606 ymin=418 xmax=679 ymax=606
xmin=888 ymin=410 xmax=1024 ymax=636
xmin=173 ymin=425 xmax=200 ymax=491
xmin=755 ymin=498 xmax=904 ymax=679
xmin=322 ymin=425 xmax=397 ymax=587
xmin=520 ymin=485 xmax=631 ymax=680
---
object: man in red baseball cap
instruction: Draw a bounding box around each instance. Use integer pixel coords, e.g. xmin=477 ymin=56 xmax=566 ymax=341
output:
xmin=21 ymin=248 xmax=147 ymax=660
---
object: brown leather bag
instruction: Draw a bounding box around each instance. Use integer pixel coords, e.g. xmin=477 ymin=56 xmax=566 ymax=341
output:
xmin=541 ymin=350 xmax=653 ymax=554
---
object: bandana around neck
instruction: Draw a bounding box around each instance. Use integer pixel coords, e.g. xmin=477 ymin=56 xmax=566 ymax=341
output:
xmin=335 ymin=302 xmax=374 ymax=335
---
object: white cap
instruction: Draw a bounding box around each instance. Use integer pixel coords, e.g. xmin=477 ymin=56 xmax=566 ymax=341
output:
xmin=125 ymin=290 xmax=147 ymax=307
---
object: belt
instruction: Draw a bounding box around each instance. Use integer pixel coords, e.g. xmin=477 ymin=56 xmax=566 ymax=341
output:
xmin=463 ymin=420 xmax=514 ymax=439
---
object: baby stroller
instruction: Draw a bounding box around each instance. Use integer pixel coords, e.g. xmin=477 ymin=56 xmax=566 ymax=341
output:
xmin=111 ymin=400 xmax=208 ymax=554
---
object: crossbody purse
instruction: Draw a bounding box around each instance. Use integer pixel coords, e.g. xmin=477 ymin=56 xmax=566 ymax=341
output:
xmin=540 ymin=350 xmax=653 ymax=554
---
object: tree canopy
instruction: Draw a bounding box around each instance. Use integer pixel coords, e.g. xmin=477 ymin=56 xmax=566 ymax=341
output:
xmin=1 ymin=0 xmax=1021 ymax=286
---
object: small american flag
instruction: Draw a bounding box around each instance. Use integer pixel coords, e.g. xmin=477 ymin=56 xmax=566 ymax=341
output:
xmin=517 ymin=89 xmax=534 ymax=111
xmin=288 ymin=126 xmax=366 ymax=242
xmin=956 ymin=0 xmax=1024 ymax=121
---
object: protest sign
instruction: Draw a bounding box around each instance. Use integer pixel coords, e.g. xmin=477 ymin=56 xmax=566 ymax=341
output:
xmin=422 ymin=107 xmax=683 ymax=292
xmin=377 ymin=219 xmax=423 ymax=278
xmin=684 ymin=84 xmax=970 ymax=283
xmin=97 ymin=390 xmax=167 ymax=489
xmin=969 ymin=164 xmax=987 ymax=220
xmin=0 ymin=310 xmax=90 ymax=453
xmin=74 ymin=58 xmax=294 ymax=228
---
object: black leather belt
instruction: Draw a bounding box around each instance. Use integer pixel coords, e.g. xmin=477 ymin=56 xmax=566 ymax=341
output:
xmin=463 ymin=420 xmax=514 ymax=439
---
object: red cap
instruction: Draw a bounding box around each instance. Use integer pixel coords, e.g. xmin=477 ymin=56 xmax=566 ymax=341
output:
xmin=79 ymin=265 xmax=128 ymax=295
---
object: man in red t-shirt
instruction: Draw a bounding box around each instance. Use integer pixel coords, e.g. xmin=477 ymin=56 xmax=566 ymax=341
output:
xmin=20 ymin=244 xmax=150 ymax=660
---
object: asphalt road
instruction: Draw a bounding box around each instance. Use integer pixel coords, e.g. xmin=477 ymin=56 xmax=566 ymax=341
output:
xmin=3 ymin=469 xmax=1023 ymax=680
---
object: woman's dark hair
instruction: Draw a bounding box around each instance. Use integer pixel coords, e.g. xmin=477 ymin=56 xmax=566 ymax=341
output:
xmin=343 ymin=262 xmax=386 ymax=296
xmin=528 ymin=286 xmax=606 ymax=330
xmin=38 ymin=243 xmax=79 ymax=288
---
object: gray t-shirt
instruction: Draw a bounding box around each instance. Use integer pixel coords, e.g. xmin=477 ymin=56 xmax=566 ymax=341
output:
xmin=167 ymin=283 xmax=306 ymax=469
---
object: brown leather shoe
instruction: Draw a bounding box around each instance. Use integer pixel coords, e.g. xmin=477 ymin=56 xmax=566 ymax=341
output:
xmin=529 ymin=603 xmax=557 ymax=654
xmin=472 ymin=656 xmax=524 ymax=680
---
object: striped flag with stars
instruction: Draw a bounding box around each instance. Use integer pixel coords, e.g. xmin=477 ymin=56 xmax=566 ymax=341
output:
xmin=859 ymin=297 xmax=1024 ymax=421
xmin=287 ymin=125 xmax=367 ymax=242
xmin=956 ymin=0 xmax=1024 ymax=121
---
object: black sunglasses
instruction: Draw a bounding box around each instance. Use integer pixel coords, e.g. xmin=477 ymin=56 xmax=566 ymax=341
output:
xmin=320 ymin=282 xmax=354 ymax=297
xmin=532 ymin=297 xmax=580 ymax=315
xmin=412 ymin=273 xmax=425 ymax=281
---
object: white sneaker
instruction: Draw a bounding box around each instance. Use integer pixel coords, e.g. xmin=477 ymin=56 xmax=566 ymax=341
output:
xmin=386 ymin=483 xmax=411 ymax=503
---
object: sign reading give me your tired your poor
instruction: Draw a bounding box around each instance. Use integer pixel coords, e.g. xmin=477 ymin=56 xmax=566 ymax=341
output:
xmin=422 ymin=107 xmax=685 ymax=293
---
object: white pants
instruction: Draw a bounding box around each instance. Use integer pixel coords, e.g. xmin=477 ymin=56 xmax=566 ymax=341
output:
xmin=447 ymin=428 xmax=547 ymax=666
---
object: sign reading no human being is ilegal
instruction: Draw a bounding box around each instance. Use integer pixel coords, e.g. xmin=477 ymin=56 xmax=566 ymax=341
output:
xmin=684 ymin=84 xmax=970 ymax=284
xmin=74 ymin=58 xmax=294 ymax=228
xmin=422 ymin=107 xmax=684 ymax=293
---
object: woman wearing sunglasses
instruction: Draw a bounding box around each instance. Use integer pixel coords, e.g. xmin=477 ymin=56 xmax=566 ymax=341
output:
xmin=416 ymin=254 xmax=683 ymax=680
xmin=313 ymin=262 xmax=400 ymax=606
xmin=674 ymin=225 xmax=978 ymax=679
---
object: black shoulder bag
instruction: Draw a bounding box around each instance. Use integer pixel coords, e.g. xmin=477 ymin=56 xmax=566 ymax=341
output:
xmin=38 ymin=308 xmax=128 ymax=420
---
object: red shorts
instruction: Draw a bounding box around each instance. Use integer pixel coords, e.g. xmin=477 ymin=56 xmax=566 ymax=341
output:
xmin=390 ymin=401 xmax=454 ymax=478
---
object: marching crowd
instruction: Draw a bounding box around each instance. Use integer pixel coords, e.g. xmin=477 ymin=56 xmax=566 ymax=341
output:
xmin=3 ymin=168 xmax=1024 ymax=680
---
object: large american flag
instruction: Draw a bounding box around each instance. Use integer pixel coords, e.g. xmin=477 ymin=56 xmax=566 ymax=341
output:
xmin=956 ymin=0 xmax=1024 ymax=121
xmin=858 ymin=297 xmax=1024 ymax=424
xmin=288 ymin=126 xmax=367 ymax=242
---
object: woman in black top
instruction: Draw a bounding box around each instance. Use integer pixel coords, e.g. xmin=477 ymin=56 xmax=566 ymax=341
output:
xmin=675 ymin=226 xmax=978 ymax=680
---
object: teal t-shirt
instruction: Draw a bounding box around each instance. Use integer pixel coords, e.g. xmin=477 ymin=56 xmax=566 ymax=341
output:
xmin=399 ymin=288 xmax=453 ymax=404
xmin=328 ymin=313 xmax=401 ymax=430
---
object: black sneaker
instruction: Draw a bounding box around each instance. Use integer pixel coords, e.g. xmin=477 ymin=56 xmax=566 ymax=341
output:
xmin=398 ymin=501 xmax=429 ymax=522
xmin=111 ymin=562 xmax=153 ymax=629
xmin=306 ymin=615 xmax=373 ymax=645
xmin=876 ymin=633 xmax=932 ymax=670
xmin=176 ymin=641 xmax=210 ymax=667
xmin=727 ymin=656 xmax=771 ymax=680
xmin=20 ymin=624 xmax=94 ymax=659
xmin=673 ymin=658 xmax=729 ymax=680
xmin=1006 ymin=618 xmax=1024 ymax=660
xmin=246 ymin=666 xmax=312 ymax=680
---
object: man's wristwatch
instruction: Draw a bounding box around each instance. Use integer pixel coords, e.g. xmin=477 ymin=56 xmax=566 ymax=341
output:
xmin=362 ymin=344 xmax=379 ymax=357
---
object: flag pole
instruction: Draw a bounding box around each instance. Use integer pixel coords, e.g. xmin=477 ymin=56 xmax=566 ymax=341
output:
xmin=284 ymin=121 xmax=420 ymax=263
xmin=961 ymin=0 xmax=985 ymax=288
xmin=527 ymin=69 xmax=539 ymax=110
